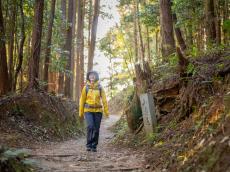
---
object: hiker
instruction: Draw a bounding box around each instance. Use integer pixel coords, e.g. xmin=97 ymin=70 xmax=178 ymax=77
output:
xmin=79 ymin=71 xmax=109 ymax=152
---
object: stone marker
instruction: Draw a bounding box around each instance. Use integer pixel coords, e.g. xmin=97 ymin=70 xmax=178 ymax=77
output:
xmin=140 ymin=93 xmax=157 ymax=134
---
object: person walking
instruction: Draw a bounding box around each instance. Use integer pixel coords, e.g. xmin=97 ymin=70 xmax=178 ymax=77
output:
xmin=79 ymin=71 xmax=109 ymax=152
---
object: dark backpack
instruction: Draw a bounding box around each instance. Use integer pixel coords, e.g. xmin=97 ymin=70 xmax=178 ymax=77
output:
xmin=85 ymin=84 xmax=102 ymax=97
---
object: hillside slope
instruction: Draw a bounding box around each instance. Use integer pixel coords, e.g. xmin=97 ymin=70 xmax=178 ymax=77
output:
xmin=112 ymin=50 xmax=230 ymax=171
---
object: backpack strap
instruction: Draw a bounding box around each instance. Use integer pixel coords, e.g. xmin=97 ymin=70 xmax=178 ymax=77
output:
xmin=98 ymin=84 xmax=102 ymax=97
xmin=85 ymin=84 xmax=89 ymax=95
xmin=85 ymin=84 xmax=102 ymax=97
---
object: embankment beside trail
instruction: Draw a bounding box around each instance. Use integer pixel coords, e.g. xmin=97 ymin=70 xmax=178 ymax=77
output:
xmin=111 ymin=50 xmax=230 ymax=171
xmin=0 ymin=90 xmax=84 ymax=147
xmin=0 ymin=90 xmax=85 ymax=171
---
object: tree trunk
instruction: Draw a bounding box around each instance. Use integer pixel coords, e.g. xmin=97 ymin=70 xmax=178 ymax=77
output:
xmin=0 ymin=0 xmax=10 ymax=96
xmin=76 ymin=0 xmax=85 ymax=104
xmin=173 ymin=13 xmax=187 ymax=52
xmin=133 ymin=1 xmax=138 ymax=62
xmin=48 ymin=71 xmax=57 ymax=92
xmin=14 ymin=0 xmax=25 ymax=91
xmin=134 ymin=62 xmax=152 ymax=96
xmin=58 ymin=0 xmax=66 ymax=95
xmin=80 ymin=1 xmax=85 ymax=92
xmin=159 ymin=0 xmax=175 ymax=58
xmin=188 ymin=25 xmax=194 ymax=47
xmin=87 ymin=0 xmax=100 ymax=72
xmin=28 ymin=0 xmax=44 ymax=89
xmin=143 ymin=0 xmax=150 ymax=62
xmin=176 ymin=47 xmax=189 ymax=77
xmin=85 ymin=0 xmax=93 ymax=96
xmin=88 ymin=0 xmax=92 ymax=50
xmin=223 ymin=0 xmax=229 ymax=44
xmin=205 ymin=0 xmax=217 ymax=44
xmin=136 ymin=0 xmax=145 ymax=62
xmin=214 ymin=0 xmax=221 ymax=44
xmin=44 ymin=0 xmax=56 ymax=91
xmin=70 ymin=0 xmax=77 ymax=99
xmin=156 ymin=29 xmax=159 ymax=56
xmin=75 ymin=0 xmax=81 ymax=103
xmin=197 ymin=23 xmax=203 ymax=51
xmin=8 ymin=3 xmax=17 ymax=90
xmin=20 ymin=68 xmax=23 ymax=93
xmin=146 ymin=26 xmax=151 ymax=62
xmin=64 ymin=0 xmax=74 ymax=98
xmin=75 ymin=55 xmax=80 ymax=103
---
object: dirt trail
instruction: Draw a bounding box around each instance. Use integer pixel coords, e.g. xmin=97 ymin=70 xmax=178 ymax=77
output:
xmin=31 ymin=115 xmax=146 ymax=172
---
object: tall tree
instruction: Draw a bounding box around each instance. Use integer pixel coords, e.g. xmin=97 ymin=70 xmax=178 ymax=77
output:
xmin=222 ymin=0 xmax=229 ymax=44
xmin=28 ymin=0 xmax=44 ymax=89
xmin=70 ymin=0 xmax=77 ymax=99
xmin=136 ymin=0 xmax=145 ymax=62
xmin=214 ymin=0 xmax=221 ymax=45
xmin=64 ymin=0 xmax=74 ymax=97
xmin=14 ymin=0 xmax=25 ymax=91
xmin=146 ymin=26 xmax=151 ymax=62
xmin=88 ymin=0 xmax=93 ymax=52
xmin=0 ymin=0 xmax=10 ymax=96
xmin=87 ymin=0 xmax=100 ymax=72
xmin=80 ymin=1 xmax=85 ymax=92
xmin=143 ymin=0 xmax=151 ymax=62
xmin=173 ymin=13 xmax=187 ymax=52
xmin=44 ymin=0 xmax=56 ymax=91
xmin=8 ymin=2 xmax=17 ymax=90
xmin=58 ymin=0 xmax=66 ymax=95
xmin=133 ymin=1 xmax=138 ymax=62
xmin=205 ymin=0 xmax=217 ymax=44
xmin=76 ymin=0 xmax=85 ymax=103
xmin=155 ymin=29 xmax=159 ymax=56
xmin=159 ymin=0 xmax=175 ymax=58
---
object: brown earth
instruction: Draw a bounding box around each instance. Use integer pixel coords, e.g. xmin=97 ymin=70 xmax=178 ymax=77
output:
xmin=29 ymin=115 xmax=148 ymax=172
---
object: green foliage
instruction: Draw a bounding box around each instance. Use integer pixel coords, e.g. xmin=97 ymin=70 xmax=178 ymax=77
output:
xmin=111 ymin=116 xmax=129 ymax=144
xmin=124 ymin=14 xmax=134 ymax=23
xmin=12 ymin=104 xmax=24 ymax=115
xmin=216 ymin=63 xmax=225 ymax=70
xmin=99 ymin=27 xmax=134 ymax=95
xmin=168 ymin=53 xmax=179 ymax=66
xmin=22 ymin=159 xmax=37 ymax=167
xmin=190 ymin=46 xmax=199 ymax=57
xmin=194 ymin=120 xmax=203 ymax=131
xmin=168 ymin=119 xmax=178 ymax=130
xmin=99 ymin=35 xmax=114 ymax=57
xmin=3 ymin=149 xmax=28 ymax=159
xmin=190 ymin=145 xmax=220 ymax=172
xmin=140 ymin=3 xmax=159 ymax=28
xmin=223 ymin=19 xmax=230 ymax=34
xmin=206 ymin=43 xmax=226 ymax=53
xmin=0 ymin=148 xmax=35 ymax=172
xmin=186 ymin=63 xmax=197 ymax=76
xmin=146 ymin=132 xmax=159 ymax=144
xmin=40 ymin=111 xmax=83 ymax=139
xmin=172 ymin=0 xmax=203 ymax=27
xmin=124 ymin=86 xmax=135 ymax=104
xmin=130 ymin=100 xmax=142 ymax=119
xmin=118 ymin=0 xmax=133 ymax=7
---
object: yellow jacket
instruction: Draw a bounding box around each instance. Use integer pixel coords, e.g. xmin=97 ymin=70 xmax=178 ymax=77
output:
xmin=79 ymin=81 xmax=109 ymax=118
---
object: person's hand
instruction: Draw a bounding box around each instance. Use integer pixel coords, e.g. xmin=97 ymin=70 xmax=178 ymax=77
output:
xmin=104 ymin=114 xmax=109 ymax=119
xmin=79 ymin=115 xmax=84 ymax=123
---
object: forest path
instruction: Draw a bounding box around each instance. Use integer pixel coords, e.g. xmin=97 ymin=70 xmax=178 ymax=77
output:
xmin=31 ymin=115 xmax=146 ymax=172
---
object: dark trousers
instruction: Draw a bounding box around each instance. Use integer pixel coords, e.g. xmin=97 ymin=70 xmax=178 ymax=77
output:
xmin=85 ymin=112 xmax=102 ymax=149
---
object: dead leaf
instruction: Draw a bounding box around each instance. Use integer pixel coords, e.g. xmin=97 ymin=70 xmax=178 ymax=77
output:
xmin=220 ymin=136 xmax=229 ymax=143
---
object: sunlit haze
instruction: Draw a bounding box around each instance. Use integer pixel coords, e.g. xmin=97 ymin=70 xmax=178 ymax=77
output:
xmin=93 ymin=0 xmax=120 ymax=87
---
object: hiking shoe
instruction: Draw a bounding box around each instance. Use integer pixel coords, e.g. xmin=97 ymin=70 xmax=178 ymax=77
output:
xmin=86 ymin=147 xmax=91 ymax=152
xmin=91 ymin=148 xmax=97 ymax=152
